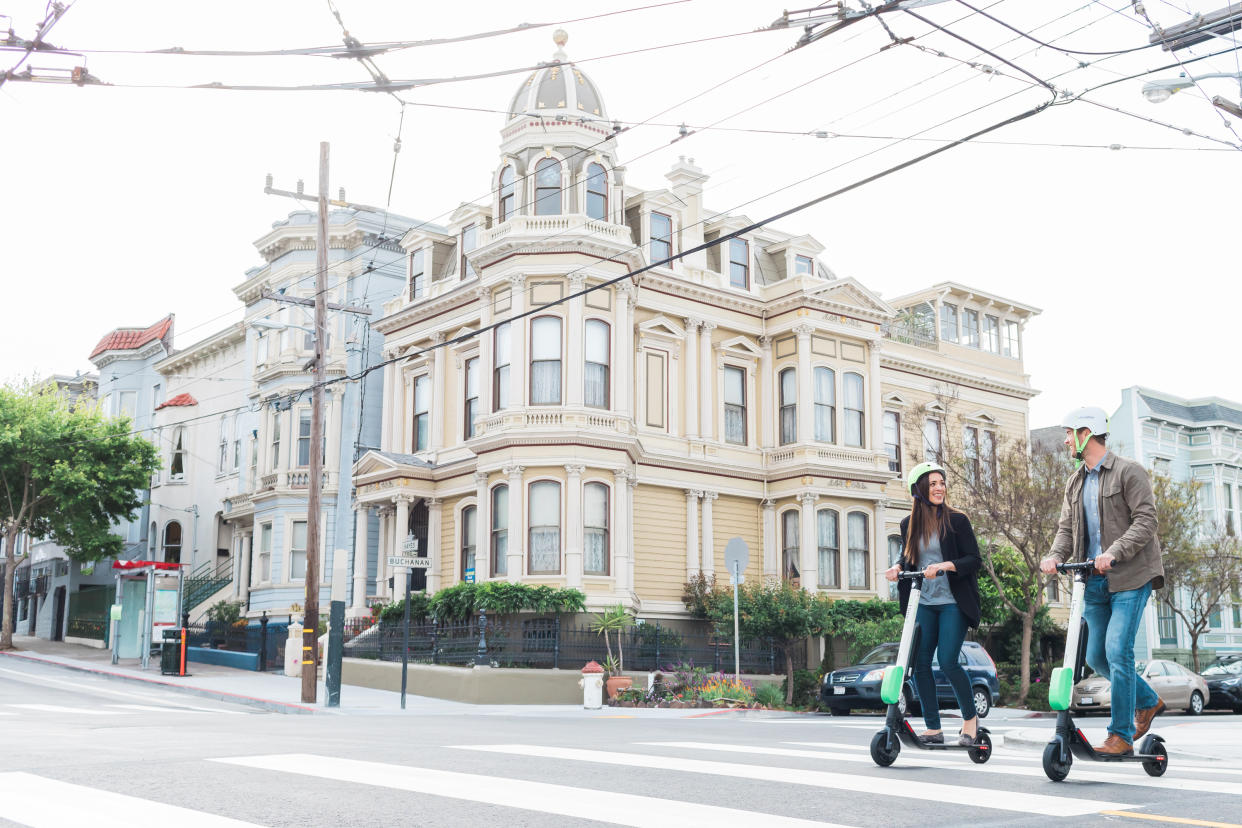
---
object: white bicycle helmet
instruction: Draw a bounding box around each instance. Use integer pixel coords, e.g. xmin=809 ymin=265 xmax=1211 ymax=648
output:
xmin=1062 ymin=406 xmax=1109 ymax=465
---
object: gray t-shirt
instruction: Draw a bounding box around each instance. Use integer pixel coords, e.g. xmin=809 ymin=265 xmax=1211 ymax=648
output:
xmin=918 ymin=533 xmax=956 ymax=606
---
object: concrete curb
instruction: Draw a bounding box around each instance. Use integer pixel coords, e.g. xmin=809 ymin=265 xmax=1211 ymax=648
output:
xmin=1003 ymin=727 xmax=1226 ymax=761
xmin=0 ymin=650 xmax=316 ymax=715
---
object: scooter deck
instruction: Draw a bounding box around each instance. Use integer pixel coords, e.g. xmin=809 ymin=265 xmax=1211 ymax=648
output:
xmin=1064 ymin=724 xmax=1164 ymax=762
xmin=891 ymin=715 xmax=991 ymax=752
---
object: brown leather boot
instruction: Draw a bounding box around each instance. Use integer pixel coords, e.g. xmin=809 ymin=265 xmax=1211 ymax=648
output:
xmin=1094 ymin=733 xmax=1133 ymax=755
xmin=1134 ymin=698 xmax=1166 ymax=740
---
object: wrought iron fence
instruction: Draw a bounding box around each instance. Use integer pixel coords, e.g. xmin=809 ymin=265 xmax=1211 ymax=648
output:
xmin=184 ymin=621 xmax=289 ymax=671
xmin=343 ymin=614 xmax=800 ymax=674
xmin=66 ymin=615 xmax=109 ymax=642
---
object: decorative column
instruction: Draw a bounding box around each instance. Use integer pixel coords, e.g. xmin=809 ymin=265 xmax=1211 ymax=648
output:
xmin=238 ymin=529 xmax=253 ymax=605
xmin=627 ymin=474 xmax=638 ymax=595
xmin=426 ymin=497 xmax=443 ymax=593
xmin=476 ymin=288 xmax=493 ymax=418
xmin=761 ymin=498 xmax=777 ymax=583
xmin=795 ymin=324 xmax=814 ymax=444
xmin=565 ymin=465 xmax=585 ymax=587
xmin=683 ymin=318 xmax=700 ymax=440
xmin=616 ymin=283 xmax=635 ymax=419
xmin=799 ymin=491 xmax=819 ymax=592
xmin=700 ymin=491 xmax=717 ymax=577
xmin=402 ymin=372 xmax=414 ymax=453
xmin=873 ymin=498 xmax=888 ymax=597
xmin=613 ymin=469 xmax=632 ymax=594
xmin=474 ymin=471 xmax=489 ymax=581
xmin=567 ymin=275 xmax=586 ymax=408
xmin=508 ymin=275 xmax=527 ymax=410
xmin=376 ymin=507 xmax=390 ymax=599
xmin=759 ymin=335 xmax=775 ymax=449
xmin=505 ymin=464 xmax=525 ymax=581
xmin=380 ymin=360 xmax=395 ymax=451
xmin=431 ymin=332 xmax=447 ymax=452
xmin=351 ymin=506 xmax=369 ymax=614
xmin=685 ymin=490 xmax=701 ymax=579
xmin=232 ymin=530 xmax=244 ymax=598
xmin=698 ymin=322 xmax=716 ymax=441
xmin=869 ymin=340 xmax=884 ymax=453
xmin=392 ymin=495 xmax=411 ymax=596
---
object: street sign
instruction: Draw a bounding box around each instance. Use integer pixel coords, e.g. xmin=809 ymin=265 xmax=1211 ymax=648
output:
xmin=723 ymin=537 xmax=749 ymax=576
xmin=401 ymin=536 xmax=419 ymax=554
xmin=387 ymin=555 xmax=431 ymax=569
xmin=464 ymin=567 xmax=475 ymax=584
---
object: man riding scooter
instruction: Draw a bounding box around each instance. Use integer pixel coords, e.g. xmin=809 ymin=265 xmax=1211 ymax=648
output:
xmin=1040 ymin=407 xmax=1165 ymax=756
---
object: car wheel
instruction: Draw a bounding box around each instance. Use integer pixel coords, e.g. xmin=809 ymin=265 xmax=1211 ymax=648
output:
xmin=972 ymin=686 xmax=991 ymax=719
xmin=1188 ymin=691 xmax=1204 ymax=716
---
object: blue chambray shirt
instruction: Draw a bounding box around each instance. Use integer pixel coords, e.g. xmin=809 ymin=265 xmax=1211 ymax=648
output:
xmin=1083 ymin=452 xmax=1109 ymax=561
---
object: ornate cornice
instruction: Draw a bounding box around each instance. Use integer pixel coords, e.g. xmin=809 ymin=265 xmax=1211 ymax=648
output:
xmin=880 ymin=353 xmax=1039 ymax=400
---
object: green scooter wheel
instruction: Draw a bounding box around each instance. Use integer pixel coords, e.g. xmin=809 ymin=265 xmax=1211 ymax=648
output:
xmin=870 ymin=730 xmax=900 ymax=767
xmin=1042 ymin=741 xmax=1071 ymax=782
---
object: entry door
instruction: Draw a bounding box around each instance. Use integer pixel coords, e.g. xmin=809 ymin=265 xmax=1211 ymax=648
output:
xmin=52 ymin=587 xmax=66 ymax=641
xmin=410 ymin=501 xmax=429 ymax=592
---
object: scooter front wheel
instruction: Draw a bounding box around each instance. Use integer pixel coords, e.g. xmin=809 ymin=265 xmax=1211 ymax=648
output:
xmin=870 ymin=729 xmax=900 ymax=767
xmin=1141 ymin=736 xmax=1168 ymax=777
xmin=968 ymin=731 xmax=992 ymax=764
xmin=1042 ymin=740 xmax=1071 ymax=782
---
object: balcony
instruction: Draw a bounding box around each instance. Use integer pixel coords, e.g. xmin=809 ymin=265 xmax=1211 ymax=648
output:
xmin=881 ymin=321 xmax=937 ymax=350
xmin=473 ymin=408 xmax=635 ymax=442
xmin=475 ymin=213 xmax=641 ymax=270
xmin=763 ymin=443 xmax=887 ymax=476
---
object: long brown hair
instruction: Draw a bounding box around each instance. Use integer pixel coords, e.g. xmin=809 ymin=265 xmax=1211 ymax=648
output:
xmin=903 ymin=470 xmax=957 ymax=566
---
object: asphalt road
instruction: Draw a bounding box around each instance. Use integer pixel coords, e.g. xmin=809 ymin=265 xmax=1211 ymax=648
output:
xmin=1 ymin=658 xmax=1239 ymax=827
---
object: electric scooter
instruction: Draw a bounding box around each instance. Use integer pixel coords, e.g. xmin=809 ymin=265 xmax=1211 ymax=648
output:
xmin=1043 ymin=561 xmax=1168 ymax=781
xmin=870 ymin=571 xmax=993 ymax=767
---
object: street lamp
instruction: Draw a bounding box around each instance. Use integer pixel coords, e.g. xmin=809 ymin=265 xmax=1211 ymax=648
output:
xmin=1142 ymin=71 xmax=1242 ymax=118
xmin=251 ymin=317 xmax=313 ymax=334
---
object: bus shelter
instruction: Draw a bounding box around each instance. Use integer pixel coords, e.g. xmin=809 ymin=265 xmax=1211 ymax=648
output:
xmin=109 ymin=560 xmax=184 ymax=669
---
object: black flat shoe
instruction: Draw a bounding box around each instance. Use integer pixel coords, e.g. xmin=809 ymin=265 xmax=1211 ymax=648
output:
xmin=958 ymin=732 xmax=979 ymax=747
xmin=919 ymin=732 xmax=944 ymax=744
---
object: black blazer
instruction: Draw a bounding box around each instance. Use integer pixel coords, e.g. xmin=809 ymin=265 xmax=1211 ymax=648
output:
xmin=897 ymin=510 xmax=983 ymax=628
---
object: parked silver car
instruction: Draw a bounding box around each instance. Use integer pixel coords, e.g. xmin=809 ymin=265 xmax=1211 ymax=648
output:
xmin=1072 ymin=659 xmax=1209 ymax=714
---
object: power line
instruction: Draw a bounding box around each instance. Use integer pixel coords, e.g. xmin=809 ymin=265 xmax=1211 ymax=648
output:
xmin=0 ymin=1 xmax=72 ymax=89
xmin=951 ymin=0 xmax=1158 ymax=55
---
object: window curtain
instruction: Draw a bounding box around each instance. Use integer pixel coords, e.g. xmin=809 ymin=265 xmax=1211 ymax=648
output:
xmin=817 ymin=509 xmax=839 ymax=589
xmin=847 ymin=512 xmax=869 ymax=588
xmin=814 ymin=367 xmax=834 ymax=442
xmin=491 ymin=486 xmax=508 ymax=576
xmin=529 ymin=482 xmax=561 ymax=573
xmin=583 ymin=483 xmax=608 ymax=575
xmin=844 ymin=373 xmax=864 ymax=447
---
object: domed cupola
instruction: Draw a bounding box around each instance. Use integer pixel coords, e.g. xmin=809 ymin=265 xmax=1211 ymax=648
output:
xmin=499 ymin=30 xmax=618 ymax=157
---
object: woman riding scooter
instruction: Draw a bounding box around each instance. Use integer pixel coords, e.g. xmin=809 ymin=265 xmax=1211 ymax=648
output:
xmin=885 ymin=462 xmax=984 ymax=746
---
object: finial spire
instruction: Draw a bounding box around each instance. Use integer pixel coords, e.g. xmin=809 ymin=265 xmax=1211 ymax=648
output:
xmin=552 ymin=29 xmax=568 ymax=60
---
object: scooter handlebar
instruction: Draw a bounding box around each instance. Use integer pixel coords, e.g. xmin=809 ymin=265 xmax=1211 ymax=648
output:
xmin=1055 ymin=561 xmax=1096 ymax=573
xmin=897 ymin=571 xmax=925 ymax=580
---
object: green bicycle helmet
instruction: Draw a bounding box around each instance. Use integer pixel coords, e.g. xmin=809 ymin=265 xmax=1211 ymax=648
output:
xmin=906 ymin=461 xmax=947 ymax=497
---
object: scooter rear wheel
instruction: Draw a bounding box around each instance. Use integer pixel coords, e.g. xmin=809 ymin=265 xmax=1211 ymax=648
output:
xmin=1042 ymin=741 xmax=1071 ymax=782
xmin=870 ymin=730 xmax=900 ymax=767
xmin=968 ymin=731 xmax=992 ymax=764
xmin=1141 ymin=737 xmax=1168 ymax=777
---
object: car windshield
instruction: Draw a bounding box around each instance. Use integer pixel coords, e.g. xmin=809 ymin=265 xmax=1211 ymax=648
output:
xmin=859 ymin=644 xmax=899 ymax=665
xmin=1201 ymin=659 xmax=1242 ymax=676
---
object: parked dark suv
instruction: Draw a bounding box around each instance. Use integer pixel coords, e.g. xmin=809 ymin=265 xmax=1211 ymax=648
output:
xmin=1202 ymin=653 xmax=1242 ymax=713
xmin=820 ymin=641 xmax=1000 ymax=718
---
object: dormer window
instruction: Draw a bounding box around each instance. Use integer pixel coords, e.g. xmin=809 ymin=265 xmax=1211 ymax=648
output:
xmin=534 ymin=158 xmax=562 ymax=215
xmin=795 ymin=255 xmax=814 ymax=276
xmin=461 ymin=223 xmax=477 ymax=280
xmin=410 ymin=249 xmax=425 ymax=299
xmin=499 ymin=166 xmax=516 ymax=222
xmin=586 ymin=163 xmax=607 ymax=221
xmin=729 ymin=238 xmax=749 ymax=289
xmin=650 ymin=212 xmax=672 ymax=264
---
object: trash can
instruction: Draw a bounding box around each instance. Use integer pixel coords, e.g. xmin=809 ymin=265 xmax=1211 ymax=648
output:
xmin=160 ymin=627 xmax=187 ymax=676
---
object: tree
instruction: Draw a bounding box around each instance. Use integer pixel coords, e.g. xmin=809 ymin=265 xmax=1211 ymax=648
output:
xmin=1 ymin=382 xmax=159 ymax=649
xmin=683 ymin=574 xmax=833 ymax=703
xmin=1152 ymin=474 xmax=1240 ymax=670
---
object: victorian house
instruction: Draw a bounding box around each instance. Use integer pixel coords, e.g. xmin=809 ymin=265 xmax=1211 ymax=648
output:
xmin=347 ymin=33 xmax=1041 ymax=623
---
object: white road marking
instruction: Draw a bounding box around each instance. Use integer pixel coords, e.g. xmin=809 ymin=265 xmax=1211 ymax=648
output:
xmin=8 ymin=704 xmax=133 ymax=716
xmin=0 ymin=772 xmax=262 ymax=827
xmin=109 ymin=703 xmax=211 ymax=714
xmin=651 ymin=741 xmax=1242 ymax=796
xmin=454 ymin=743 xmax=1133 ymax=818
xmin=211 ymin=753 xmax=844 ymax=827
xmin=0 ymin=666 xmax=249 ymax=713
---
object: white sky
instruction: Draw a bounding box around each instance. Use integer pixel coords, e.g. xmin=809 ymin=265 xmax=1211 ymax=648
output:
xmin=2 ymin=0 xmax=1239 ymax=428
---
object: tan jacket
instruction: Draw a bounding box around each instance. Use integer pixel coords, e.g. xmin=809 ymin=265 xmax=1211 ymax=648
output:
xmin=1048 ymin=452 xmax=1164 ymax=592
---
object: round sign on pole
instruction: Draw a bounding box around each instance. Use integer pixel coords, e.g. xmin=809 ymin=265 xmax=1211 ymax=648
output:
xmin=723 ymin=537 xmax=749 ymax=583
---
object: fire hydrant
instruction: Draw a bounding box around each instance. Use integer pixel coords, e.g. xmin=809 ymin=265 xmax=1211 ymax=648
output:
xmin=579 ymin=660 xmax=605 ymax=709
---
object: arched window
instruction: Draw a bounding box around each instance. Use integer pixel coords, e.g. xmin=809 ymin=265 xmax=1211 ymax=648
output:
xmin=530 ymin=316 xmax=562 ymax=404
xmin=844 ymin=372 xmax=865 ymax=448
xmin=163 ymin=521 xmax=183 ymax=564
xmin=491 ymin=485 xmax=508 ymax=577
xmin=218 ymin=417 xmax=229 ymax=473
xmin=887 ymin=534 xmax=903 ymax=599
xmin=814 ymin=367 xmax=835 ymax=443
xmin=461 ymin=505 xmax=477 ymax=581
xmin=723 ymin=366 xmax=746 ymax=445
xmin=464 ymin=357 xmax=479 ymax=439
xmin=781 ymin=509 xmax=799 ymax=582
xmin=779 ymin=368 xmax=797 ymax=445
xmin=583 ymin=482 xmax=609 ymax=575
xmin=817 ymin=509 xmax=839 ymax=589
xmin=534 ymin=158 xmax=562 ymax=216
xmin=498 ymin=166 xmax=516 ymax=222
xmin=528 ymin=481 xmax=561 ymax=574
xmin=584 ymin=319 xmax=610 ymax=408
xmin=585 ymin=163 xmax=607 ymax=220
xmin=848 ymin=512 xmax=870 ymax=589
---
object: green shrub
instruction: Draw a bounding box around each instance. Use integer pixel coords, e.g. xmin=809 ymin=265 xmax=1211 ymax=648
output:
xmin=377 ymin=592 xmax=430 ymax=623
xmin=427 ymin=582 xmax=586 ymax=620
xmin=206 ymin=600 xmax=242 ymax=626
xmin=782 ymin=668 xmax=821 ymax=708
xmin=698 ymin=675 xmax=755 ymax=705
xmin=753 ymin=682 xmax=785 ymax=708
xmin=1024 ymin=681 xmax=1051 ymax=711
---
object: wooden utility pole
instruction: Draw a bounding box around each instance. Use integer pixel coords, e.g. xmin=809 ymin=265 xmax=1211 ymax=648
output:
xmin=302 ymin=142 xmax=330 ymax=704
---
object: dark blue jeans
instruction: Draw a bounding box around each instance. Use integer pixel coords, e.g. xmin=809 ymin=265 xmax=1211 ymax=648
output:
xmin=914 ymin=602 xmax=977 ymax=730
xmin=1083 ymin=575 xmax=1160 ymax=744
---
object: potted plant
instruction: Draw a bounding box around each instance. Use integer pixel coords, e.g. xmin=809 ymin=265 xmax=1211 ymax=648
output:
xmin=590 ymin=604 xmax=634 ymax=698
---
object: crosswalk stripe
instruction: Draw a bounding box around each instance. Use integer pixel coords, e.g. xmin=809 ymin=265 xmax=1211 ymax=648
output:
xmin=652 ymin=741 xmax=1242 ymax=796
xmin=211 ymin=753 xmax=843 ymax=827
xmin=0 ymin=772 xmax=262 ymax=827
xmin=7 ymin=704 xmax=132 ymax=716
xmin=109 ymin=703 xmax=210 ymax=714
xmin=454 ymin=744 xmax=1133 ymax=817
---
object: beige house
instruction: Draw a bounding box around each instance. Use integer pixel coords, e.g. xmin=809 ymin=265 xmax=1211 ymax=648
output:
xmin=349 ymin=33 xmax=1041 ymax=622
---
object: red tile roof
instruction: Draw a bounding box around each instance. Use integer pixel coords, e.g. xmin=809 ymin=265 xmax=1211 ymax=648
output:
xmin=89 ymin=314 xmax=174 ymax=359
xmin=155 ymin=392 xmax=197 ymax=410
